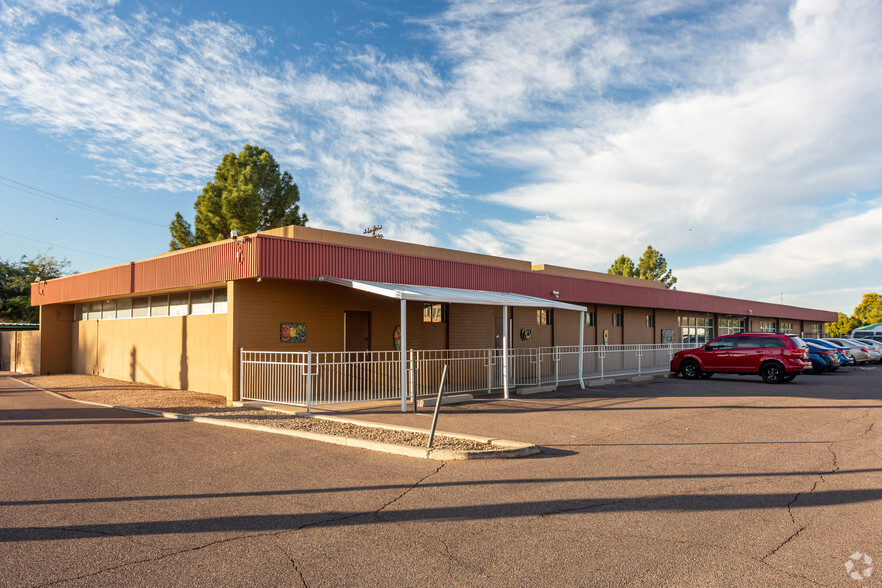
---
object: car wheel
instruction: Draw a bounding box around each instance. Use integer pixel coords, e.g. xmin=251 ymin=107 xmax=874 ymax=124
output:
xmin=699 ymin=372 xmax=714 ymax=379
xmin=761 ymin=362 xmax=785 ymax=384
xmin=680 ymin=359 xmax=701 ymax=379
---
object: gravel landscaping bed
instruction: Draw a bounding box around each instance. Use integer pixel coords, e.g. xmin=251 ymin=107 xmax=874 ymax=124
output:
xmin=17 ymin=374 xmax=496 ymax=452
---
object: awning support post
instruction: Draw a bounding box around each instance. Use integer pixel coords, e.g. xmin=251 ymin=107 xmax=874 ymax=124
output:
xmin=503 ymin=305 xmax=510 ymax=399
xmin=400 ymin=298 xmax=407 ymax=412
xmin=578 ymin=310 xmax=585 ymax=389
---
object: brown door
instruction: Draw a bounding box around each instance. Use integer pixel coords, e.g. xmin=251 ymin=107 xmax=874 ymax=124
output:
xmin=344 ymin=311 xmax=371 ymax=396
xmin=494 ymin=317 xmax=504 ymax=349
xmin=345 ymin=311 xmax=371 ymax=352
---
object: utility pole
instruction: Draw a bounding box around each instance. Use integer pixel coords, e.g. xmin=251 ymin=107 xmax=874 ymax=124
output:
xmin=363 ymin=225 xmax=384 ymax=238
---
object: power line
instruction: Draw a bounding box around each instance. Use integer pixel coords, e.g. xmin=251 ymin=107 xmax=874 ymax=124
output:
xmin=0 ymin=229 xmax=129 ymax=262
xmin=0 ymin=174 xmax=167 ymax=227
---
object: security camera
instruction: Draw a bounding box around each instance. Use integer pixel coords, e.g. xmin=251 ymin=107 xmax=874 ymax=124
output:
xmin=230 ymin=229 xmax=238 ymax=239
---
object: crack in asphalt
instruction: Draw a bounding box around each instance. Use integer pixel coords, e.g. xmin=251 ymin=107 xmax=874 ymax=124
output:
xmin=608 ymin=529 xmax=824 ymax=586
xmin=273 ymin=541 xmax=308 ymax=587
xmin=376 ymin=462 xmax=446 ymax=516
xmin=763 ymin=442 xmax=842 ymax=563
xmin=33 ymin=465 xmax=448 ymax=587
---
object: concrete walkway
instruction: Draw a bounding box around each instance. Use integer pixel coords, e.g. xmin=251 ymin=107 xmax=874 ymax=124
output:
xmin=1 ymin=370 xmax=881 ymax=586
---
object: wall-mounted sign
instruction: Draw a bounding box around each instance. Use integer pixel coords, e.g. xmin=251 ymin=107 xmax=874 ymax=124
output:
xmin=661 ymin=329 xmax=674 ymax=344
xmin=520 ymin=328 xmax=533 ymax=341
xmin=603 ymin=329 xmax=609 ymax=346
xmin=393 ymin=325 xmax=401 ymax=351
xmin=280 ymin=323 xmax=306 ymax=343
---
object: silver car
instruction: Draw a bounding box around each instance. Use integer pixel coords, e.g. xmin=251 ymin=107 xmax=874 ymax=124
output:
xmin=825 ymin=338 xmax=872 ymax=363
xmin=853 ymin=338 xmax=882 ymax=363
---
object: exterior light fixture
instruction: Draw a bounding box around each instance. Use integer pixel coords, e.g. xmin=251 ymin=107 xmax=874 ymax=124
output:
xmin=230 ymin=229 xmax=238 ymax=239
xmin=552 ymin=290 xmax=560 ymax=298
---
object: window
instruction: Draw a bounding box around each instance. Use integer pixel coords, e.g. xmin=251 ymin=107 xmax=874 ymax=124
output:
xmin=169 ymin=293 xmax=189 ymax=317
xmin=132 ymin=297 xmax=149 ymax=318
xmin=86 ymin=302 xmax=101 ymax=320
xmin=101 ymin=300 xmax=116 ymax=320
xmin=779 ymin=322 xmax=793 ymax=334
xmin=150 ymin=295 xmax=169 ymax=317
xmin=706 ymin=337 xmax=736 ymax=350
xmin=612 ymin=313 xmax=623 ymax=327
xmin=116 ymin=298 xmax=132 ymax=319
xmin=423 ymin=303 xmax=447 ymax=323
xmin=678 ymin=316 xmax=714 ymax=345
xmin=645 ymin=315 xmax=654 ymax=328
xmin=585 ymin=312 xmax=595 ymax=327
xmin=760 ymin=320 xmax=776 ymax=333
xmin=190 ymin=290 xmax=213 ymax=315
xmin=719 ymin=318 xmax=745 ymax=335
xmin=72 ymin=289 xmax=228 ymax=321
xmin=537 ymin=309 xmax=554 ymax=325
xmin=809 ymin=324 xmax=821 ymax=338
xmin=213 ymin=288 xmax=227 ymax=313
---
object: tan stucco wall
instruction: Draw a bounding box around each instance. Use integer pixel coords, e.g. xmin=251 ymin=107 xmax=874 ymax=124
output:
xmin=623 ymin=307 xmax=654 ymax=345
xmin=512 ymin=307 xmax=552 ymax=349
xmin=747 ymin=316 xmax=777 ymax=332
xmin=655 ymin=309 xmax=679 ymax=344
xmin=448 ymin=304 xmax=499 ymax=349
xmin=72 ymin=313 xmax=229 ymax=396
xmin=596 ymin=305 xmax=624 ymax=345
xmin=39 ymin=304 xmax=74 ymax=375
xmin=18 ymin=331 xmax=41 ymax=374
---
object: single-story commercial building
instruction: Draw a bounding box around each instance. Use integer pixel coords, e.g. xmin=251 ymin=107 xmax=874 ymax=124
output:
xmin=30 ymin=226 xmax=837 ymax=408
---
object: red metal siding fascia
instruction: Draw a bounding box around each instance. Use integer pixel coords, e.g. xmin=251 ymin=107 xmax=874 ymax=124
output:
xmin=28 ymin=233 xmax=837 ymax=324
xmin=31 ymin=239 xmax=259 ymax=305
xmin=253 ymin=235 xmax=838 ymax=323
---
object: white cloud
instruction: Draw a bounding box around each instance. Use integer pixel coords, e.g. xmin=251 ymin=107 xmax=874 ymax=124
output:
xmin=676 ymin=202 xmax=882 ymax=313
xmin=1 ymin=0 xmax=881 ymax=314
xmin=464 ymin=0 xmax=882 ymax=269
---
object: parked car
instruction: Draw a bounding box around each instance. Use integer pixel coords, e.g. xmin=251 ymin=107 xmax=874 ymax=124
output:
xmin=671 ymin=332 xmax=811 ymax=384
xmin=804 ymin=338 xmax=855 ymax=366
xmin=804 ymin=341 xmax=841 ymax=373
xmin=824 ymin=338 xmax=872 ymax=363
xmin=853 ymin=338 xmax=882 ymax=363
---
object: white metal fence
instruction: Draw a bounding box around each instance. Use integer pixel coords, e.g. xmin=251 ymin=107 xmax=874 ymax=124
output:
xmin=240 ymin=344 xmax=697 ymax=410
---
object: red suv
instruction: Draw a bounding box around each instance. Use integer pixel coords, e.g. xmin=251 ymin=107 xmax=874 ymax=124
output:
xmin=671 ymin=333 xmax=811 ymax=384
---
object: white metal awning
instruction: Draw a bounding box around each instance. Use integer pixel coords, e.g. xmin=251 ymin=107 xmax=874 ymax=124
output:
xmin=317 ymin=276 xmax=587 ymax=312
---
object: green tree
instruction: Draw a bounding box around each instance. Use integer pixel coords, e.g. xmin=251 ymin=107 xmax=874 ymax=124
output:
xmin=637 ymin=245 xmax=677 ymax=289
xmin=607 ymin=254 xmax=637 ymax=277
xmin=852 ymin=292 xmax=882 ymax=326
xmin=826 ymin=312 xmax=863 ymax=338
xmin=169 ymin=144 xmax=307 ymax=250
xmin=0 ymin=253 xmax=71 ymax=323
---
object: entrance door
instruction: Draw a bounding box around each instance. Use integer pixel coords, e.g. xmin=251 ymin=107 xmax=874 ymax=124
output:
xmin=345 ymin=311 xmax=371 ymax=352
xmin=344 ymin=311 xmax=372 ymax=397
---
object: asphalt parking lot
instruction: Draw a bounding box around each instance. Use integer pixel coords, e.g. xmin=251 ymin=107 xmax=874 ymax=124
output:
xmin=1 ymin=368 xmax=881 ymax=587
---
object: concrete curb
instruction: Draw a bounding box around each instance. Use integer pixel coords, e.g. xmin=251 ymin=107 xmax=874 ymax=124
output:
xmin=515 ymin=384 xmax=557 ymax=396
xmin=417 ymin=393 xmax=474 ymax=408
xmin=587 ymin=378 xmax=616 ymax=387
xmin=12 ymin=378 xmax=539 ymax=461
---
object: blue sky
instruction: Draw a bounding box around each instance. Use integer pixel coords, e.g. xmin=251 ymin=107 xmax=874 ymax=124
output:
xmin=1 ymin=0 xmax=881 ymax=315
